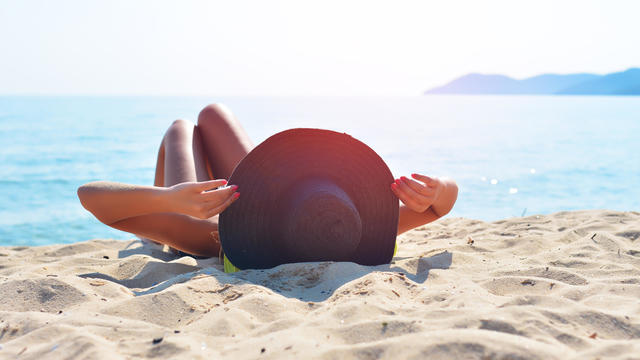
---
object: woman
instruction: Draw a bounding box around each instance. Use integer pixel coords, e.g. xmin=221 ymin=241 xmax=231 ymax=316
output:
xmin=77 ymin=104 xmax=458 ymax=259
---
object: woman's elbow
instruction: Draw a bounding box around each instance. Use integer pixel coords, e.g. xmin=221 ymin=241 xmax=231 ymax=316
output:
xmin=77 ymin=184 xmax=91 ymax=209
xmin=446 ymin=179 xmax=459 ymax=212
xmin=77 ymin=182 xmax=102 ymax=215
xmin=437 ymin=178 xmax=458 ymax=217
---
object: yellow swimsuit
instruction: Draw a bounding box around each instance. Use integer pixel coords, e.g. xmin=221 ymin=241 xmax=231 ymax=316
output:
xmin=223 ymin=254 xmax=241 ymax=273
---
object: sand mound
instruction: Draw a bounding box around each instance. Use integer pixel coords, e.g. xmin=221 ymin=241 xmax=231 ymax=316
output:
xmin=0 ymin=210 xmax=639 ymax=359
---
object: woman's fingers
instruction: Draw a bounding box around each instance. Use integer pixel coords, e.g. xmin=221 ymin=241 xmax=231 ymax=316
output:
xmin=196 ymin=179 xmax=228 ymax=192
xmin=394 ymin=178 xmax=423 ymax=201
xmin=400 ymin=176 xmax=433 ymax=196
xmin=205 ymin=192 xmax=240 ymax=218
xmin=391 ymin=181 xmax=426 ymax=212
xmin=411 ymin=173 xmax=437 ymax=187
xmin=391 ymin=174 xmax=444 ymax=213
xmin=201 ymin=185 xmax=238 ymax=202
xmin=391 ymin=182 xmax=410 ymax=205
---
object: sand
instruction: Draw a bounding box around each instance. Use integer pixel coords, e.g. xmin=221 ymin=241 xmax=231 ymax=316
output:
xmin=1 ymin=209 xmax=639 ymax=359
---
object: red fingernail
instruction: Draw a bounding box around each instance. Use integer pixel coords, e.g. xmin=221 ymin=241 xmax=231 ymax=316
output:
xmin=234 ymin=192 xmax=240 ymax=198
xmin=231 ymin=185 xmax=238 ymax=191
xmin=401 ymin=176 xmax=409 ymax=181
xmin=221 ymin=180 xmax=228 ymax=185
xmin=395 ymin=179 xmax=401 ymax=185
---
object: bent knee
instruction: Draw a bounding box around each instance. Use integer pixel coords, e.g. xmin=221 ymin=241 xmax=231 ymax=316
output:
xmin=197 ymin=103 xmax=235 ymax=129
xmin=170 ymin=118 xmax=195 ymax=129
xmin=164 ymin=119 xmax=195 ymax=142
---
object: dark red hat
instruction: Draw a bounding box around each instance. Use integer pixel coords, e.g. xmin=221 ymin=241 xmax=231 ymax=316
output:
xmin=219 ymin=128 xmax=398 ymax=270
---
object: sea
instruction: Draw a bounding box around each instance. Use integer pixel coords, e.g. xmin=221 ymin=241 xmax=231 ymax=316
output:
xmin=1 ymin=95 xmax=639 ymax=247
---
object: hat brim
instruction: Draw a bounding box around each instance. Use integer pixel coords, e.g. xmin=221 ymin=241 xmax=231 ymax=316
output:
xmin=219 ymin=128 xmax=398 ymax=270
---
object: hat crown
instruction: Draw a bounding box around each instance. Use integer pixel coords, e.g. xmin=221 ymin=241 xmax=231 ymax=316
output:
xmin=281 ymin=178 xmax=361 ymax=262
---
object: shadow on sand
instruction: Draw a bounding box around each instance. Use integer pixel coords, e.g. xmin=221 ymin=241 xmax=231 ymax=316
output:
xmin=78 ymin=240 xmax=452 ymax=301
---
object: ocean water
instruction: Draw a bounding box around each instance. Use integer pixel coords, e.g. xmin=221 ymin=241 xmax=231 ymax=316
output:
xmin=1 ymin=96 xmax=639 ymax=246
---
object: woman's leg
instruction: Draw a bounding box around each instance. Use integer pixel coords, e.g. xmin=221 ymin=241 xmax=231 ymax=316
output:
xmin=153 ymin=118 xmax=210 ymax=186
xmin=111 ymin=119 xmax=221 ymax=257
xmin=160 ymin=119 xmax=210 ymax=185
xmin=197 ymin=104 xmax=254 ymax=180
xmin=112 ymin=104 xmax=253 ymax=257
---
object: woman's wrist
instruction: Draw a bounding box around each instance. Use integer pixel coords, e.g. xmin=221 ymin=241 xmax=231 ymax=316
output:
xmin=158 ymin=186 xmax=181 ymax=214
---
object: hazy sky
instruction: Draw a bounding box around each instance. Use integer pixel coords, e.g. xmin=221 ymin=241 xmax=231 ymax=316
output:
xmin=1 ymin=0 xmax=639 ymax=96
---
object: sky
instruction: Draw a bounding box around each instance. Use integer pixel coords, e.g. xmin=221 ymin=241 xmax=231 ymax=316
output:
xmin=1 ymin=0 xmax=639 ymax=96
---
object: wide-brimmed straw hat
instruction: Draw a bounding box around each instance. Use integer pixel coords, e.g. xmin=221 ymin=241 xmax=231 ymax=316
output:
xmin=218 ymin=128 xmax=398 ymax=270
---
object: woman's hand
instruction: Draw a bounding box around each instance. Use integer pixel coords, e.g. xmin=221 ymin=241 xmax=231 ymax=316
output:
xmin=392 ymin=173 xmax=458 ymax=234
xmin=167 ymin=179 xmax=240 ymax=219
xmin=391 ymin=173 xmax=443 ymax=213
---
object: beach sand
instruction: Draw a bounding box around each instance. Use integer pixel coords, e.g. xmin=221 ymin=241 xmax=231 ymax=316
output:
xmin=1 ymin=210 xmax=639 ymax=359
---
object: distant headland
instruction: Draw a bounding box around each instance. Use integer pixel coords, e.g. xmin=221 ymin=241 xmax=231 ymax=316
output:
xmin=425 ymin=68 xmax=640 ymax=95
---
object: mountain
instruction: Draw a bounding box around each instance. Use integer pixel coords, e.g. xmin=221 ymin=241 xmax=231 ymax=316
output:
xmin=519 ymin=74 xmax=600 ymax=93
xmin=556 ymin=68 xmax=640 ymax=95
xmin=424 ymin=68 xmax=640 ymax=95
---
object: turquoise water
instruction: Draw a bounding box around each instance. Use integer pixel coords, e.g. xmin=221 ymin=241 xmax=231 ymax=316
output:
xmin=1 ymin=96 xmax=639 ymax=246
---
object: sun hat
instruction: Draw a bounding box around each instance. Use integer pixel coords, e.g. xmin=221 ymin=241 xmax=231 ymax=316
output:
xmin=218 ymin=128 xmax=398 ymax=270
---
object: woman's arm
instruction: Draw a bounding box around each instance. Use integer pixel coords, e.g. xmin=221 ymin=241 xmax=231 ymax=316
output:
xmin=391 ymin=174 xmax=458 ymax=235
xmin=77 ymin=179 xmax=238 ymax=225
